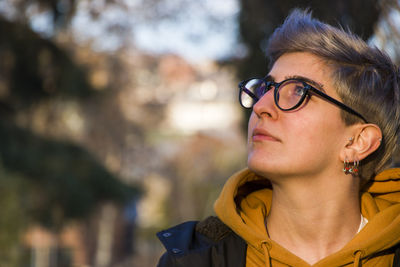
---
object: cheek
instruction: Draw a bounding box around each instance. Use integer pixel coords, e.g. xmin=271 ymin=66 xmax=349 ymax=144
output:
xmin=288 ymin=113 xmax=345 ymax=152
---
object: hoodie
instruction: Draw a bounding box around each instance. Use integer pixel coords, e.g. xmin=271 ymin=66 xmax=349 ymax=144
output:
xmin=214 ymin=168 xmax=400 ymax=267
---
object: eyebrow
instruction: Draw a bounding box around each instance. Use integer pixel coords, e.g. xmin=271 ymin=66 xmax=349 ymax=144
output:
xmin=265 ymin=74 xmax=326 ymax=92
xmin=286 ymin=75 xmax=325 ymax=91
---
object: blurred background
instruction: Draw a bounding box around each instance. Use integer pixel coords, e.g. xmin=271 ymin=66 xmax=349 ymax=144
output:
xmin=0 ymin=0 xmax=400 ymax=266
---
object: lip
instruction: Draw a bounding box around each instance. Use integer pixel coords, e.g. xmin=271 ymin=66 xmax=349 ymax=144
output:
xmin=252 ymin=128 xmax=281 ymax=142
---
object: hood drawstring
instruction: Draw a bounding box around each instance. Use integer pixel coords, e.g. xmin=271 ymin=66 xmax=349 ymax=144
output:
xmin=352 ymin=250 xmax=364 ymax=267
xmin=261 ymin=240 xmax=272 ymax=267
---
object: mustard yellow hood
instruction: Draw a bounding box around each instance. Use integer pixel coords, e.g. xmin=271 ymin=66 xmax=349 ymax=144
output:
xmin=214 ymin=168 xmax=400 ymax=266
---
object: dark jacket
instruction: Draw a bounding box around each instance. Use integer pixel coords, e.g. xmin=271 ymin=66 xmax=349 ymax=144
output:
xmin=156 ymin=216 xmax=247 ymax=267
xmin=157 ymin=216 xmax=400 ymax=267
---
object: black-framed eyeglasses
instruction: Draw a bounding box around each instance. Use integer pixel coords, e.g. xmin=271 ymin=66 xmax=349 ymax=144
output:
xmin=238 ymin=77 xmax=368 ymax=123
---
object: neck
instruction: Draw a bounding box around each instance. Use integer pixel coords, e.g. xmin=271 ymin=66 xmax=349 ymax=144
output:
xmin=265 ymin=172 xmax=361 ymax=264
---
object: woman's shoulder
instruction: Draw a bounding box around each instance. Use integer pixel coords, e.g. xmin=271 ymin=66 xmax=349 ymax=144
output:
xmin=156 ymin=216 xmax=247 ymax=267
xmin=195 ymin=216 xmax=234 ymax=241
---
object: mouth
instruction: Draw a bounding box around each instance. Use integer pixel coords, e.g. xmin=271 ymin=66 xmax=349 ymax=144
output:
xmin=252 ymin=128 xmax=280 ymax=142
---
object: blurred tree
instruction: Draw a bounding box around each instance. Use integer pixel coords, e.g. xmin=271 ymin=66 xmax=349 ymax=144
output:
xmin=0 ymin=0 xmax=140 ymax=264
xmin=0 ymin=17 xmax=92 ymax=113
xmin=5 ymin=0 xmax=77 ymax=32
xmin=0 ymin=167 xmax=31 ymax=266
xmin=0 ymin=120 xmax=138 ymax=227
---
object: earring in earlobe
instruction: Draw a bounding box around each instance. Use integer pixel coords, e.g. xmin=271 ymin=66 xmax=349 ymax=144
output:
xmin=343 ymin=157 xmax=360 ymax=175
xmin=343 ymin=158 xmax=350 ymax=174
xmin=351 ymin=159 xmax=359 ymax=175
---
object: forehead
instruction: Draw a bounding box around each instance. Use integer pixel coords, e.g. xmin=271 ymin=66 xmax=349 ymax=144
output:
xmin=269 ymin=52 xmax=334 ymax=92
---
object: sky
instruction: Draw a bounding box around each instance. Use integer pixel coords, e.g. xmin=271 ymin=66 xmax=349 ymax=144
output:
xmin=22 ymin=0 xmax=243 ymax=63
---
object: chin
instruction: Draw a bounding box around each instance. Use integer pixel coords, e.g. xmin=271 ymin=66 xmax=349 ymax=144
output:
xmin=247 ymin=156 xmax=272 ymax=177
xmin=247 ymin=155 xmax=290 ymax=181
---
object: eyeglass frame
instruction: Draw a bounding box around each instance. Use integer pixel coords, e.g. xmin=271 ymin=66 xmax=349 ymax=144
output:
xmin=238 ymin=77 xmax=368 ymax=123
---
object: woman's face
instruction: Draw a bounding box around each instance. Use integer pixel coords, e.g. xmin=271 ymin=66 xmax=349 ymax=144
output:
xmin=247 ymin=52 xmax=350 ymax=180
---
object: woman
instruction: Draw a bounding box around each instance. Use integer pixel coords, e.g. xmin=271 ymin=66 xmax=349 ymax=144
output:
xmin=157 ymin=9 xmax=400 ymax=267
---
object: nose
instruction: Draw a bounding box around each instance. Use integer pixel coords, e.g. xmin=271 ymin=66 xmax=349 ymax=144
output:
xmin=252 ymin=88 xmax=278 ymax=119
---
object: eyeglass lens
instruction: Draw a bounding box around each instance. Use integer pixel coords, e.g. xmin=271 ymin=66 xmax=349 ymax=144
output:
xmin=240 ymin=79 xmax=307 ymax=110
xmin=240 ymin=79 xmax=266 ymax=108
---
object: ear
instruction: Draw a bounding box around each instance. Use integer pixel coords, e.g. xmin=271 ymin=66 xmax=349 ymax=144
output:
xmin=340 ymin=124 xmax=382 ymax=162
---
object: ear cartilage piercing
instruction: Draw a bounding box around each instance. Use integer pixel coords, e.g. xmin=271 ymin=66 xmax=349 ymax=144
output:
xmin=347 ymin=137 xmax=354 ymax=145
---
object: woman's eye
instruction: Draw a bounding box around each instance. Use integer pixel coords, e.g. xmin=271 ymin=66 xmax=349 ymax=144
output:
xmin=293 ymin=85 xmax=305 ymax=96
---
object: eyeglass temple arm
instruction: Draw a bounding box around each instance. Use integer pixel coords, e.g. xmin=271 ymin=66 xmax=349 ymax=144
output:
xmin=309 ymin=88 xmax=368 ymax=123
